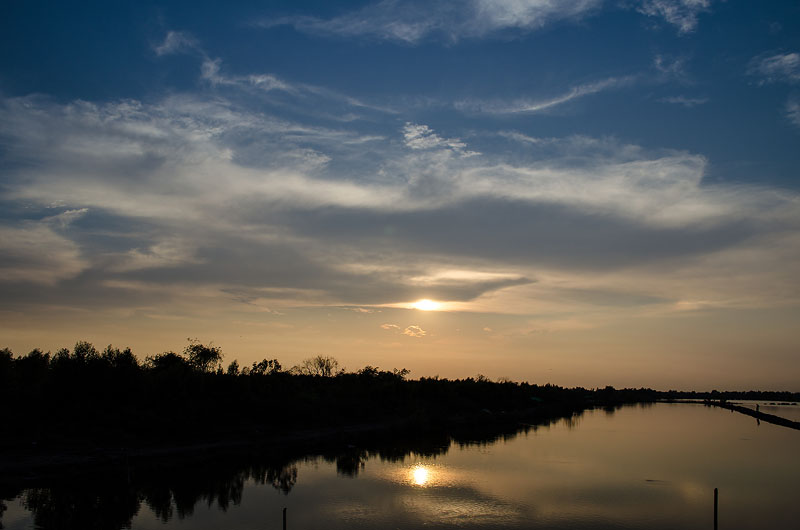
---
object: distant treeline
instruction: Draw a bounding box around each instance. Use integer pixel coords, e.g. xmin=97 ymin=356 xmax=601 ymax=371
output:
xmin=0 ymin=340 xmax=796 ymax=453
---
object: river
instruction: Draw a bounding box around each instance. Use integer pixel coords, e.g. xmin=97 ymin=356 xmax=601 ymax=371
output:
xmin=2 ymin=402 xmax=798 ymax=529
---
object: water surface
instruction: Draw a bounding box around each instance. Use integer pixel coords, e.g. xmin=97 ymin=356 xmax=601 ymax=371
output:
xmin=3 ymin=403 xmax=799 ymax=529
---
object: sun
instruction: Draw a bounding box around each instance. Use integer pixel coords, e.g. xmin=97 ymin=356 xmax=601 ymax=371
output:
xmin=413 ymin=299 xmax=440 ymax=311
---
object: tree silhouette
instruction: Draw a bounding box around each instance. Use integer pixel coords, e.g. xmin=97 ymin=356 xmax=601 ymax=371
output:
xmin=101 ymin=345 xmax=139 ymax=370
xmin=294 ymin=355 xmax=341 ymax=377
xmin=72 ymin=341 xmax=99 ymax=362
xmin=183 ymin=339 xmax=223 ymax=373
xmin=145 ymin=351 xmax=189 ymax=372
xmin=247 ymin=358 xmax=281 ymax=376
xmin=226 ymin=360 xmax=240 ymax=376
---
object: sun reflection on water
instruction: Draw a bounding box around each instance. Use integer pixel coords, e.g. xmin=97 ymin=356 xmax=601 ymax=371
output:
xmin=412 ymin=465 xmax=430 ymax=486
xmin=410 ymin=464 xmax=433 ymax=487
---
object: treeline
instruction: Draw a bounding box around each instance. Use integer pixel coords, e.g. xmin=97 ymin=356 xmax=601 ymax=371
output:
xmin=0 ymin=340 xmax=617 ymax=451
xmin=2 ymin=339 xmax=788 ymax=454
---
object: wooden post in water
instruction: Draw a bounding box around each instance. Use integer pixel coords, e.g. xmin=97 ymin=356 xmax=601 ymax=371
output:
xmin=283 ymin=507 xmax=287 ymax=530
xmin=714 ymin=488 xmax=718 ymax=530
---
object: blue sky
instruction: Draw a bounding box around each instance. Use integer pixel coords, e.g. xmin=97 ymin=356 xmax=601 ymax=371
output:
xmin=1 ymin=1 xmax=799 ymax=388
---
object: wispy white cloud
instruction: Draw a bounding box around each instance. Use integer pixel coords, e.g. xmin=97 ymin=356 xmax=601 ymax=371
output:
xmin=259 ymin=0 xmax=602 ymax=44
xmin=154 ymin=31 xmax=200 ymax=56
xmin=155 ymin=31 xmax=294 ymax=94
xmin=0 ymin=94 xmax=398 ymax=224
xmin=637 ymin=0 xmax=712 ymax=34
xmin=44 ymin=208 xmax=89 ymax=228
xmin=658 ymin=95 xmax=708 ymax=107
xmin=748 ymin=52 xmax=800 ymax=85
xmin=402 ymin=123 xmax=479 ymax=157
xmin=10 ymin=93 xmax=767 ymax=232
xmin=497 ymin=131 xmax=543 ymax=144
xmin=154 ymin=30 xmax=394 ymax=118
xmin=403 ymin=325 xmax=427 ymax=338
xmin=787 ymin=100 xmax=800 ymax=127
xmin=653 ymin=55 xmax=692 ymax=83
xmin=247 ymin=74 xmax=295 ymax=92
xmin=457 ymin=76 xmax=635 ymax=114
xmin=461 ymin=0 xmax=603 ymax=35
xmin=380 ymin=323 xmax=427 ymax=337
xmin=3 ymin=94 xmax=794 ymax=232
xmin=345 ymin=307 xmax=378 ymax=313
xmin=404 ymin=123 xmax=465 ymax=150
xmin=199 ymin=58 xmax=225 ymax=85
xmin=106 ymin=239 xmax=202 ymax=273
xmin=200 ymin=57 xmax=295 ymax=94
xmin=261 ymin=0 xmax=716 ymax=43
xmin=0 ymin=214 xmax=89 ymax=285
xmin=747 ymin=53 xmax=800 ymax=127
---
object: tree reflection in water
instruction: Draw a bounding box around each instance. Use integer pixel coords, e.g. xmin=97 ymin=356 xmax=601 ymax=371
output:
xmin=10 ymin=457 xmax=299 ymax=530
xmin=23 ymin=484 xmax=140 ymax=530
xmin=3 ymin=407 xmax=602 ymax=530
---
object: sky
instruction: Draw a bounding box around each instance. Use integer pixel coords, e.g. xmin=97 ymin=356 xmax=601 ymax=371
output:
xmin=1 ymin=0 xmax=799 ymax=390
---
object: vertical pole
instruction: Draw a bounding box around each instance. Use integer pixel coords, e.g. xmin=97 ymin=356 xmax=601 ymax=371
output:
xmin=283 ymin=507 xmax=287 ymax=530
xmin=713 ymin=488 xmax=718 ymax=530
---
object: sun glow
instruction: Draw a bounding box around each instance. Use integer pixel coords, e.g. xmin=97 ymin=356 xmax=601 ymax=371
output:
xmin=413 ymin=299 xmax=440 ymax=311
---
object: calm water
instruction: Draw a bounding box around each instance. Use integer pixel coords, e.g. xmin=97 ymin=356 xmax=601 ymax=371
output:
xmin=3 ymin=403 xmax=799 ymax=529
